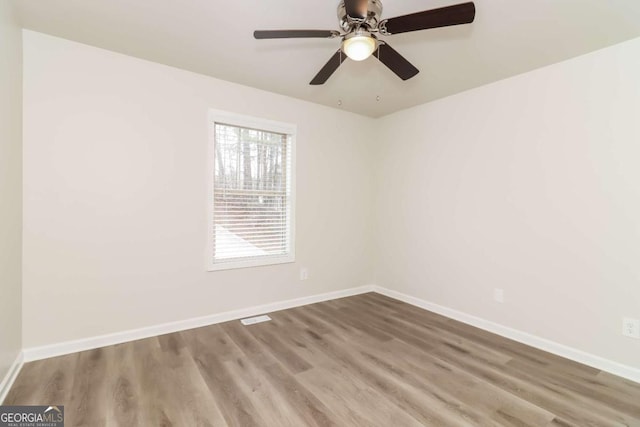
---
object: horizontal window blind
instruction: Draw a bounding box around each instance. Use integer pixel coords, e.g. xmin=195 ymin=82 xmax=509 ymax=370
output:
xmin=212 ymin=122 xmax=293 ymax=265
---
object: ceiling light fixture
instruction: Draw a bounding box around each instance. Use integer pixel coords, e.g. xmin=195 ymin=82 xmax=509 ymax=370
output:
xmin=342 ymin=30 xmax=376 ymax=61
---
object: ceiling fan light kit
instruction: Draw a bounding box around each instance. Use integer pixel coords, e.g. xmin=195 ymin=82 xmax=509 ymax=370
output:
xmin=254 ymin=0 xmax=475 ymax=85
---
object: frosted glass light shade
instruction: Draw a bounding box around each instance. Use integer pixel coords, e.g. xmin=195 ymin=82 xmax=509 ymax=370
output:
xmin=342 ymin=35 xmax=376 ymax=61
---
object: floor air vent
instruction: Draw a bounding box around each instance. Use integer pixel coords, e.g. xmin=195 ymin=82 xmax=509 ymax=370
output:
xmin=240 ymin=315 xmax=272 ymax=325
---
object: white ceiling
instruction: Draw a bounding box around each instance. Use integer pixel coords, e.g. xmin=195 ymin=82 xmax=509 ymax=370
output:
xmin=12 ymin=0 xmax=640 ymax=117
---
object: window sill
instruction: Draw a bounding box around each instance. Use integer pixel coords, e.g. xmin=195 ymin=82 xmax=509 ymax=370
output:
xmin=207 ymin=255 xmax=295 ymax=272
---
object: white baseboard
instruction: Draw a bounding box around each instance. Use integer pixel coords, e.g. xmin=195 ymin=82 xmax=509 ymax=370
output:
xmin=22 ymin=285 xmax=375 ymax=362
xmin=0 ymin=351 xmax=24 ymax=404
xmin=372 ymin=286 xmax=640 ymax=384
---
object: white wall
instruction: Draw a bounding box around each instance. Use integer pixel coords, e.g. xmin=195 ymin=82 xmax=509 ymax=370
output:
xmin=21 ymin=28 xmax=640 ymax=371
xmin=22 ymin=31 xmax=375 ymax=348
xmin=374 ymin=37 xmax=640 ymax=368
xmin=0 ymin=1 xmax=22 ymax=385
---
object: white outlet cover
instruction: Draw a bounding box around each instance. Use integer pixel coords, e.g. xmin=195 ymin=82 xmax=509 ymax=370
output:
xmin=300 ymin=268 xmax=309 ymax=280
xmin=493 ymin=288 xmax=505 ymax=303
xmin=622 ymin=317 xmax=640 ymax=339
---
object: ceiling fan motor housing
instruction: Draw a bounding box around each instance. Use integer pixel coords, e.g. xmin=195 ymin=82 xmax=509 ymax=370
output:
xmin=338 ymin=0 xmax=383 ymax=32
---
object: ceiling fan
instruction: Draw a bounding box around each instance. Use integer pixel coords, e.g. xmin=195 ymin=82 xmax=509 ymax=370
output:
xmin=254 ymin=0 xmax=476 ymax=85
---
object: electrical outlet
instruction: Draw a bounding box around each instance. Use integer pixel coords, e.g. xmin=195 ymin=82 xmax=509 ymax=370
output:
xmin=493 ymin=288 xmax=504 ymax=303
xmin=622 ymin=318 xmax=640 ymax=339
xmin=300 ymin=268 xmax=309 ymax=281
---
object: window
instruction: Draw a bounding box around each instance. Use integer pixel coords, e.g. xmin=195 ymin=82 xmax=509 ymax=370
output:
xmin=207 ymin=110 xmax=295 ymax=271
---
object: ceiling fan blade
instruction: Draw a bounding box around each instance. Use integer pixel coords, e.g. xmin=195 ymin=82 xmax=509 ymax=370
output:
xmin=310 ymin=50 xmax=345 ymax=85
xmin=344 ymin=0 xmax=368 ymax=20
xmin=254 ymin=30 xmax=340 ymax=39
xmin=381 ymin=2 xmax=475 ymax=35
xmin=374 ymin=43 xmax=419 ymax=81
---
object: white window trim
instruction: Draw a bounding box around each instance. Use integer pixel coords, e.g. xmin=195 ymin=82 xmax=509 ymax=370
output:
xmin=206 ymin=109 xmax=296 ymax=271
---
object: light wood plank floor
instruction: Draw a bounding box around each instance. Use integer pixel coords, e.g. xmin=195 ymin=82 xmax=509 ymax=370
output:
xmin=5 ymin=293 xmax=640 ymax=426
